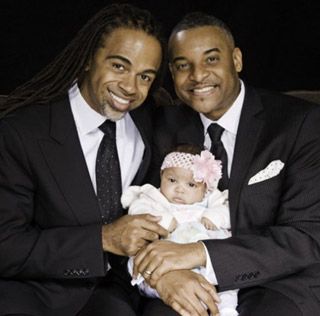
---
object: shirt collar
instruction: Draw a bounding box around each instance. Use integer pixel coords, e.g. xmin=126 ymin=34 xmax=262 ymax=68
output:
xmin=69 ymin=84 xmax=105 ymax=135
xmin=200 ymin=80 xmax=245 ymax=135
xmin=69 ymin=84 xmax=127 ymax=135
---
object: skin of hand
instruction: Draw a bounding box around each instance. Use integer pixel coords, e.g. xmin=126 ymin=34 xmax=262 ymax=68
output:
xmin=167 ymin=217 xmax=178 ymax=232
xmin=200 ymin=217 xmax=218 ymax=230
xmin=102 ymin=214 xmax=168 ymax=256
xmin=155 ymin=270 xmax=221 ymax=316
xmin=133 ymin=240 xmax=207 ymax=286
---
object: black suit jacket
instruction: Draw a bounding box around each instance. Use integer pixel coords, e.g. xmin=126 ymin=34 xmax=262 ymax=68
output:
xmin=0 ymin=96 xmax=154 ymax=315
xmin=151 ymin=84 xmax=320 ymax=315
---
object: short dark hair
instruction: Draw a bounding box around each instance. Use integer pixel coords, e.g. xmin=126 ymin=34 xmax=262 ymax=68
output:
xmin=1 ymin=3 xmax=166 ymax=117
xmin=169 ymin=11 xmax=235 ymax=55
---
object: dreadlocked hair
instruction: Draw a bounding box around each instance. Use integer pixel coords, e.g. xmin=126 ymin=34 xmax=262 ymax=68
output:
xmin=1 ymin=3 xmax=166 ymax=117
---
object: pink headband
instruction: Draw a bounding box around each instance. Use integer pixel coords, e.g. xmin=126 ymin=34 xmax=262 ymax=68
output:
xmin=161 ymin=150 xmax=222 ymax=191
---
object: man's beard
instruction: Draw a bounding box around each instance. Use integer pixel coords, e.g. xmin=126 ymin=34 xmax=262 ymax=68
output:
xmin=101 ymin=102 xmax=126 ymax=121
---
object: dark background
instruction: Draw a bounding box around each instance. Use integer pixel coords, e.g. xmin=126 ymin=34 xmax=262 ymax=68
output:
xmin=0 ymin=0 xmax=319 ymax=95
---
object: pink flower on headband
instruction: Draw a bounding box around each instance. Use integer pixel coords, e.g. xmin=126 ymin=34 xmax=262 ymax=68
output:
xmin=192 ymin=150 xmax=222 ymax=191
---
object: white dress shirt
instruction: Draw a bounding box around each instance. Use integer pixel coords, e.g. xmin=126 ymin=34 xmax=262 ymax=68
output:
xmin=200 ymin=80 xmax=245 ymax=176
xmin=68 ymin=84 xmax=145 ymax=193
xmin=199 ymin=80 xmax=245 ymax=284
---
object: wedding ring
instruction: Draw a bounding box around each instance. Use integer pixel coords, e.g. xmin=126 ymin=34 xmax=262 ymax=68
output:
xmin=144 ymin=270 xmax=152 ymax=277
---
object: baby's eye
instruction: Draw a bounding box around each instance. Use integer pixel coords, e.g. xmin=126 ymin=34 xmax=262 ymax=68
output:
xmin=188 ymin=182 xmax=196 ymax=188
xmin=169 ymin=177 xmax=176 ymax=183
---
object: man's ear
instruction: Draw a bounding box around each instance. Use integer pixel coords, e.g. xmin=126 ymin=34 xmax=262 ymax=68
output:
xmin=169 ymin=63 xmax=174 ymax=79
xmin=233 ymin=47 xmax=243 ymax=73
xmin=84 ymin=60 xmax=91 ymax=71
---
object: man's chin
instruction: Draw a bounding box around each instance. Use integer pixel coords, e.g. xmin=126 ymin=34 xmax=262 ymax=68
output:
xmin=102 ymin=105 xmax=126 ymax=121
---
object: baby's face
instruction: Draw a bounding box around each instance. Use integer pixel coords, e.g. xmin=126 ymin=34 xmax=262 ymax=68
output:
xmin=160 ymin=167 xmax=206 ymax=204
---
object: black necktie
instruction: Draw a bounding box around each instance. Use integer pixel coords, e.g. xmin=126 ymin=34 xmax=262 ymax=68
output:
xmin=96 ymin=120 xmax=122 ymax=224
xmin=207 ymin=123 xmax=229 ymax=190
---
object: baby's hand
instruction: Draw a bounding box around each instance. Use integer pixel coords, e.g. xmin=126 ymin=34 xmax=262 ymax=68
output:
xmin=168 ymin=217 xmax=178 ymax=232
xmin=201 ymin=217 xmax=218 ymax=230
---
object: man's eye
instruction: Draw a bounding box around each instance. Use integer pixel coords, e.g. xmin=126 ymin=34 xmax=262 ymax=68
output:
xmin=176 ymin=63 xmax=189 ymax=71
xmin=112 ymin=63 xmax=125 ymax=71
xmin=140 ymin=74 xmax=151 ymax=82
xmin=207 ymin=56 xmax=218 ymax=63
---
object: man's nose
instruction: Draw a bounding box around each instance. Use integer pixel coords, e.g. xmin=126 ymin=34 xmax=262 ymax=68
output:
xmin=189 ymin=65 xmax=209 ymax=83
xmin=119 ymin=74 xmax=137 ymax=95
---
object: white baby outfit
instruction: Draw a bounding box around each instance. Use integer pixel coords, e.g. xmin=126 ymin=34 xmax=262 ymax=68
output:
xmin=122 ymin=184 xmax=239 ymax=316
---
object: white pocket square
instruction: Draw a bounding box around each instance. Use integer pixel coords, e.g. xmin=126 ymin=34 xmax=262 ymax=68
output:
xmin=248 ymin=160 xmax=284 ymax=185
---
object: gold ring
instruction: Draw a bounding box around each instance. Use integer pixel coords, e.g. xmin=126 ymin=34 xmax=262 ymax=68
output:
xmin=144 ymin=270 xmax=152 ymax=276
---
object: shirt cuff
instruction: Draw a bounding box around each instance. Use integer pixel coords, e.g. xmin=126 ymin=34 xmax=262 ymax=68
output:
xmin=198 ymin=241 xmax=218 ymax=285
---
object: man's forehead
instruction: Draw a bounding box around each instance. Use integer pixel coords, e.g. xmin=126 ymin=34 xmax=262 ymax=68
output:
xmin=169 ymin=26 xmax=230 ymax=58
xmin=172 ymin=26 xmax=224 ymax=44
xmin=97 ymin=27 xmax=161 ymax=71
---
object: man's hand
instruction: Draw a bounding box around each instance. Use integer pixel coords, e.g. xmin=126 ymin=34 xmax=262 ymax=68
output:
xmin=133 ymin=240 xmax=206 ymax=286
xmin=102 ymin=214 xmax=168 ymax=256
xmin=156 ymin=270 xmax=220 ymax=316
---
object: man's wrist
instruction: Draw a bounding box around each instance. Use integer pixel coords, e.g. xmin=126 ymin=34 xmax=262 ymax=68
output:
xmin=101 ymin=224 xmax=112 ymax=252
xmin=194 ymin=241 xmax=207 ymax=267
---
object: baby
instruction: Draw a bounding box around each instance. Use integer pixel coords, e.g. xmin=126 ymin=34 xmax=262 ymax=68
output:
xmin=122 ymin=144 xmax=238 ymax=316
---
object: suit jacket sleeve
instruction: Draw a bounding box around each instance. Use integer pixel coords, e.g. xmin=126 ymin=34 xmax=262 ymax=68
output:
xmin=204 ymin=104 xmax=320 ymax=291
xmin=0 ymin=120 xmax=106 ymax=280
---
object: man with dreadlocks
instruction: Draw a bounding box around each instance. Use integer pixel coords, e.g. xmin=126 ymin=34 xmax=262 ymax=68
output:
xmin=0 ymin=4 xmax=169 ymax=316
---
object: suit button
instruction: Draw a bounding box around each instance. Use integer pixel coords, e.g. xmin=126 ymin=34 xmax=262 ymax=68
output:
xmin=241 ymin=274 xmax=247 ymax=281
xmin=79 ymin=269 xmax=90 ymax=276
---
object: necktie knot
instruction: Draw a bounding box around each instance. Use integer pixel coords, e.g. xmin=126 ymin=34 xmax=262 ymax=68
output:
xmin=99 ymin=120 xmax=116 ymax=138
xmin=207 ymin=123 xmax=224 ymax=143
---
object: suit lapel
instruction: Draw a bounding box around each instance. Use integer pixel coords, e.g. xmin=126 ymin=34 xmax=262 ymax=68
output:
xmin=229 ymin=86 xmax=265 ymax=229
xmin=39 ymin=97 xmax=101 ymax=224
xmin=176 ymin=108 xmax=204 ymax=145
